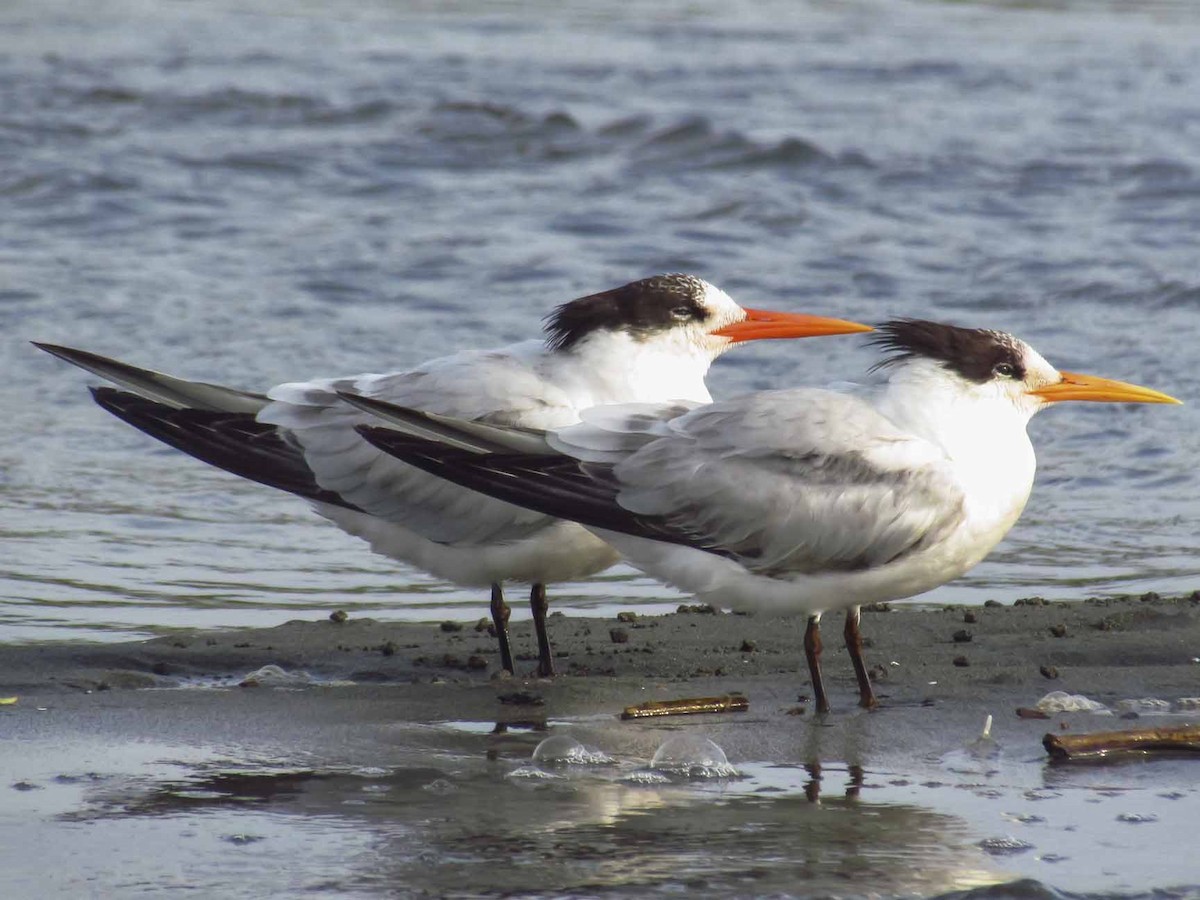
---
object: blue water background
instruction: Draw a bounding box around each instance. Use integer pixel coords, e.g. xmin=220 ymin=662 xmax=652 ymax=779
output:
xmin=3 ymin=0 xmax=1199 ymax=642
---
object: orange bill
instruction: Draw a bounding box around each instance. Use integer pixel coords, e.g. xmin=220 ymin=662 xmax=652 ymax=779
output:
xmin=713 ymin=309 xmax=873 ymax=343
xmin=1031 ymin=371 xmax=1182 ymax=405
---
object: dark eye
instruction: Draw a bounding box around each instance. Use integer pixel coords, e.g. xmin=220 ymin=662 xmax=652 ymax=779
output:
xmin=993 ymin=362 xmax=1017 ymax=378
xmin=670 ymin=305 xmax=695 ymax=321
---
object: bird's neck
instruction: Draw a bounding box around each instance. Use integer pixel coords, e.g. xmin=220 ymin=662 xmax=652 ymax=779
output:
xmin=553 ymin=330 xmax=716 ymax=406
xmin=877 ymin=366 xmax=1037 ymax=524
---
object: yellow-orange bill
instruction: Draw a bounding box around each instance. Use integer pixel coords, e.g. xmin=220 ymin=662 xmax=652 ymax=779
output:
xmin=1032 ymin=371 xmax=1182 ymax=405
xmin=713 ymin=308 xmax=873 ymax=343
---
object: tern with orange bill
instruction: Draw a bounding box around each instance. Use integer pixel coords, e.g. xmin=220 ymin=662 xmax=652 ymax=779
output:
xmin=348 ymin=319 xmax=1181 ymax=710
xmin=35 ymin=274 xmax=870 ymax=677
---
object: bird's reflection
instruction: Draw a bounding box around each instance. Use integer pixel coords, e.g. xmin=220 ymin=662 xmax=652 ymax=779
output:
xmin=801 ymin=760 xmax=866 ymax=802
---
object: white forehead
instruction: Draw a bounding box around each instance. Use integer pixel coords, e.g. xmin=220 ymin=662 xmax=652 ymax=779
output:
xmin=697 ymin=280 xmax=744 ymax=321
xmin=1016 ymin=339 xmax=1061 ymax=385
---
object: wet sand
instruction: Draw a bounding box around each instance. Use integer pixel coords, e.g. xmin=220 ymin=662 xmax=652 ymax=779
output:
xmin=6 ymin=592 xmax=1199 ymax=725
xmin=3 ymin=594 xmax=1199 ymax=898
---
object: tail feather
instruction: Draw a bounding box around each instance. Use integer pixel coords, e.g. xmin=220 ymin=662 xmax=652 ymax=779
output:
xmin=35 ymin=342 xmax=268 ymax=413
xmin=92 ymin=387 xmax=358 ymax=510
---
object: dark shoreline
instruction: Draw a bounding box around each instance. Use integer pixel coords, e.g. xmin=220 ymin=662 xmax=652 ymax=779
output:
xmin=6 ymin=592 xmax=1198 ymax=730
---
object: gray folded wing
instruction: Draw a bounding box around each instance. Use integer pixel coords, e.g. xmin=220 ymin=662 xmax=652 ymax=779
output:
xmin=358 ymin=389 xmax=968 ymax=576
xmin=40 ymin=341 xmax=580 ymax=547
xmin=256 ymin=345 xmax=579 ymax=545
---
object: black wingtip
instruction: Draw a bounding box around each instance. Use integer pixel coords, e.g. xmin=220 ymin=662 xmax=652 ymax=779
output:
xmin=33 ymin=341 xmax=118 ymax=375
xmin=32 ymin=340 xmax=70 ymax=359
xmin=354 ymin=423 xmax=414 ymax=455
xmin=89 ymin=384 xmax=118 ymax=405
xmin=355 ymin=422 xmax=719 ymax=558
xmin=84 ymin=387 xmax=360 ymax=511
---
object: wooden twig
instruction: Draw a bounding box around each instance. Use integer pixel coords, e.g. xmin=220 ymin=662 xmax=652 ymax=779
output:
xmin=1044 ymin=723 xmax=1200 ymax=761
xmin=620 ymin=694 xmax=749 ymax=720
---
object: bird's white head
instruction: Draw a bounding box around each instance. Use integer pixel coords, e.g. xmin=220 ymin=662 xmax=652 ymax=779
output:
xmin=870 ymin=319 xmax=1180 ymax=423
xmin=543 ymin=274 xmax=871 ymax=363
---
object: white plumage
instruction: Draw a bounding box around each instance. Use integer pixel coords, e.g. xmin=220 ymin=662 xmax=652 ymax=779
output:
xmin=352 ymin=319 xmax=1180 ymax=709
xmin=37 ymin=273 xmax=870 ymax=677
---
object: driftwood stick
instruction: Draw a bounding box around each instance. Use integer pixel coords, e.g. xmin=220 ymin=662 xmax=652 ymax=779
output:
xmin=620 ymin=695 xmax=749 ymax=720
xmin=1044 ymin=723 xmax=1200 ymax=761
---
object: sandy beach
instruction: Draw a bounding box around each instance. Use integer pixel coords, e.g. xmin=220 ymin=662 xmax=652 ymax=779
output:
xmin=6 ymin=592 xmax=1200 ymax=711
xmin=4 ymin=594 xmax=1198 ymax=897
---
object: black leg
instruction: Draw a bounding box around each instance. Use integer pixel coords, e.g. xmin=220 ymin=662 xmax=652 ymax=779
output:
xmin=530 ymin=583 xmax=555 ymax=678
xmin=804 ymin=614 xmax=830 ymax=714
xmin=490 ymin=582 xmax=514 ymax=675
xmin=843 ymin=606 xmax=878 ymax=710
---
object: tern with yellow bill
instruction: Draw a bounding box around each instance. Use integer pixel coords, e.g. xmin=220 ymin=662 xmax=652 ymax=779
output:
xmin=348 ymin=319 xmax=1181 ymax=711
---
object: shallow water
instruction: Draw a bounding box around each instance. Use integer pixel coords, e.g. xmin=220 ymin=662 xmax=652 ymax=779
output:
xmin=4 ymin=689 xmax=1199 ymax=899
xmin=4 ymin=0 xmax=1200 ymax=643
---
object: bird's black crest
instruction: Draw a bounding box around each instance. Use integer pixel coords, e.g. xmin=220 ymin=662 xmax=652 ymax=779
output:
xmin=543 ymin=274 xmax=709 ymax=351
xmin=869 ymin=319 xmax=1026 ymax=384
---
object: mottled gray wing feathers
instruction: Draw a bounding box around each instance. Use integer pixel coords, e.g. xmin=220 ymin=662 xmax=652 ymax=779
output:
xmin=359 ymin=389 xmax=967 ymax=576
xmin=52 ymin=343 xmax=572 ymax=547
xmin=256 ymin=346 xmax=573 ymax=545
xmin=608 ymin=390 xmax=967 ymax=574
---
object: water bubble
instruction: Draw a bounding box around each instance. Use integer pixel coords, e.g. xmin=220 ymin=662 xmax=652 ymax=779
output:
xmin=650 ymin=734 xmax=739 ymax=779
xmin=531 ymin=735 xmax=614 ymax=767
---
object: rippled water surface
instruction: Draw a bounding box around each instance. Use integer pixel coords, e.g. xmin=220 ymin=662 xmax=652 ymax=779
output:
xmin=3 ymin=0 xmax=1200 ymax=640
